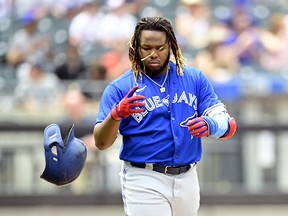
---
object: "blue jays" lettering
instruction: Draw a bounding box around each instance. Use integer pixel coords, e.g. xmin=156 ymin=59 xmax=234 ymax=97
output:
xmin=132 ymin=91 xmax=197 ymax=123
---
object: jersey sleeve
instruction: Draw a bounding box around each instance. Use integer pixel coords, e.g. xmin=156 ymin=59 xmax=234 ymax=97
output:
xmin=196 ymin=69 xmax=222 ymax=115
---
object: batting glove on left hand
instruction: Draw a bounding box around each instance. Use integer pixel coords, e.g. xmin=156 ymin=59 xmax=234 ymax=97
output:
xmin=187 ymin=116 xmax=218 ymax=138
xmin=110 ymin=85 xmax=146 ymax=121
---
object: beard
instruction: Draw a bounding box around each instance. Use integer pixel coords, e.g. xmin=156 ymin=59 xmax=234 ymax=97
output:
xmin=144 ymin=53 xmax=170 ymax=76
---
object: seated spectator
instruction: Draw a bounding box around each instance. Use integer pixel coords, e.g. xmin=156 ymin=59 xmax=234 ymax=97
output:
xmin=60 ymin=83 xmax=94 ymax=127
xmin=86 ymin=59 xmax=107 ymax=80
xmin=99 ymin=42 xmax=130 ymax=80
xmin=68 ymin=0 xmax=104 ymax=47
xmin=0 ymin=0 xmax=12 ymax=19
xmin=96 ymin=0 xmax=137 ymax=48
xmin=54 ymin=44 xmax=87 ymax=80
xmin=59 ymin=83 xmax=97 ymax=151
xmin=83 ymin=59 xmax=108 ymax=100
xmin=175 ymin=0 xmax=212 ymax=51
xmin=222 ymin=7 xmax=263 ymax=67
xmin=14 ymin=58 xmax=62 ymax=111
xmin=6 ymin=10 xmax=53 ymax=68
xmin=259 ymin=13 xmax=288 ymax=72
xmin=193 ymin=24 xmax=239 ymax=82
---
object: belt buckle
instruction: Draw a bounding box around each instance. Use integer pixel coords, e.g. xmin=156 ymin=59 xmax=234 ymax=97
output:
xmin=164 ymin=166 xmax=172 ymax=175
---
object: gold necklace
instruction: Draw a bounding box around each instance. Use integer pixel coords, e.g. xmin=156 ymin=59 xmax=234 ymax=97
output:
xmin=143 ymin=70 xmax=169 ymax=93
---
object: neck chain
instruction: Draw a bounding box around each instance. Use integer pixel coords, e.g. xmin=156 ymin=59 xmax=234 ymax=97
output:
xmin=143 ymin=70 xmax=169 ymax=93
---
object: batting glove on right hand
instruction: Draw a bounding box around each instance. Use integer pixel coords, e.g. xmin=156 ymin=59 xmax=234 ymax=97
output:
xmin=110 ymin=85 xmax=146 ymax=121
xmin=187 ymin=116 xmax=218 ymax=138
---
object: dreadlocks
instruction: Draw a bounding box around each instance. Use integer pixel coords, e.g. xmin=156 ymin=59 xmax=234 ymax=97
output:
xmin=128 ymin=17 xmax=185 ymax=81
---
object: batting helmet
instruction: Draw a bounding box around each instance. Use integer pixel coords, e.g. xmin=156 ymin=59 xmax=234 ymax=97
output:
xmin=40 ymin=124 xmax=87 ymax=186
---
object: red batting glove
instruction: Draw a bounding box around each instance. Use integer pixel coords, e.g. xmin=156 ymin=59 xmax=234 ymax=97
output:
xmin=187 ymin=117 xmax=209 ymax=138
xmin=110 ymin=86 xmax=146 ymax=121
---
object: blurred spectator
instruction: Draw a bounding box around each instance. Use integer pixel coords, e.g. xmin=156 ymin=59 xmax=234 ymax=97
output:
xmin=124 ymin=0 xmax=149 ymax=20
xmin=259 ymin=13 xmax=288 ymax=72
xmin=193 ymin=24 xmax=239 ymax=82
xmin=54 ymin=44 xmax=87 ymax=80
xmin=175 ymin=0 xmax=212 ymax=51
xmin=13 ymin=0 xmax=39 ymax=18
xmin=50 ymin=0 xmax=93 ymax=19
xmin=83 ymin=59 xmax=108 ymax=100
xmin=6 ymin=10 xmax=53 ymax=69
xmin=99 ymin=42 xmax=130 ymax=80
xmin=222 ymin=7 xmax=263 ymax=66
xmin=96 ymin=0 xmax=137 ymax=48
xmin=68 ymin=0 xmax=104 ymax=47
xmin=60 ymin=84 xmax=96 ymax=151
xmin=75 ymin=59 xmax=107 ymax=100
xmin=0 ymin=0 xmax=12 ymax=19
xmin=14 ymin=59 xmax=62 ymax=111
xmin=60 ymin=83 xmax=94 ymax=127
xmin=86 ymin=59 xmax=107 ymax=80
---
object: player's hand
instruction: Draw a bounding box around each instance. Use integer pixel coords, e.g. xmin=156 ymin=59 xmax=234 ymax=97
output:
xmin=110 ymin=85 xmax=146 ymax=121
xmin=187 ymin=116 xmax=218 ymax=138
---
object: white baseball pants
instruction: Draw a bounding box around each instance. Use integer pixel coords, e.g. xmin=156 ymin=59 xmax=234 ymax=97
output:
xmin=120 ymin=162 xmax=200 ymax=216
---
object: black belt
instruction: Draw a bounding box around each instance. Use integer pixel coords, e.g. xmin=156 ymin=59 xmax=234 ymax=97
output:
xmin=130 ymin=162 xmax=195 ymax=175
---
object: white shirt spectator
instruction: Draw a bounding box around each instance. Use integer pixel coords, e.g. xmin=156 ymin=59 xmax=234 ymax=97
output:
xmin=0 ymin=0 xmax=12 ymax=19
xmin=69 ymin=2 xmax=104 ymax=46
xmin=96 ymin=2 xmax=137 ymax=48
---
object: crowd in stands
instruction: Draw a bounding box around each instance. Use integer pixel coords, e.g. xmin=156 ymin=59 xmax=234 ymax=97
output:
xmin=176 ymin=0 xmax=288 ymax=82
xmin=1 ymin=0 xmax=288 ymax=122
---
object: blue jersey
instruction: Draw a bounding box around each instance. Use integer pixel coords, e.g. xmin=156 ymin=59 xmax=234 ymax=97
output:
xmin=95 ymin=61 xmax=222 ymax=166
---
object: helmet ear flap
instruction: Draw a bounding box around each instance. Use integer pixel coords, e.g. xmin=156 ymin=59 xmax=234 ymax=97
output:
xmin=43 ymin=124 xmax=64 ymax=150
xmin=41 ymin=124 xmax=64 ymax=184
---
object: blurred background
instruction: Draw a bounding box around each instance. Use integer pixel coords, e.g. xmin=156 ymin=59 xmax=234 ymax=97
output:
xmin=1 ymin=0 xmax=288 ymax=215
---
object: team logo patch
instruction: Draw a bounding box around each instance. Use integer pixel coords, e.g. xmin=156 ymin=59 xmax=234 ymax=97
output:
xmin=180 ymin=113 xmax=197 ymax=127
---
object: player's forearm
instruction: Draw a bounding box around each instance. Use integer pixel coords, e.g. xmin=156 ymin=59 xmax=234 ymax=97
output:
xmin=93 ymin=116 xmax=120 ymax=150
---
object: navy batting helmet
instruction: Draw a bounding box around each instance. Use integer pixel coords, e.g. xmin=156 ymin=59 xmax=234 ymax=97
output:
xmin=40 ymin=124 xmax=87 ymax=186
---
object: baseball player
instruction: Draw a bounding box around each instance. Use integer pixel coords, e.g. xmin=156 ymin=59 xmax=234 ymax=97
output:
xmin=93 ymin=17 xmax=237 ymax=216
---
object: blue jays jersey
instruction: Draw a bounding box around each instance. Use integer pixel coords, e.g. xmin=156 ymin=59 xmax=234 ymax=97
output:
xmin=95 ymin=61 xmax=222 ymax=166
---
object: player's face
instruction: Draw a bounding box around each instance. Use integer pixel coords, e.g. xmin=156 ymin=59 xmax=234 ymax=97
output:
xmin=139 ymin=30 xmax=170 ymax=76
